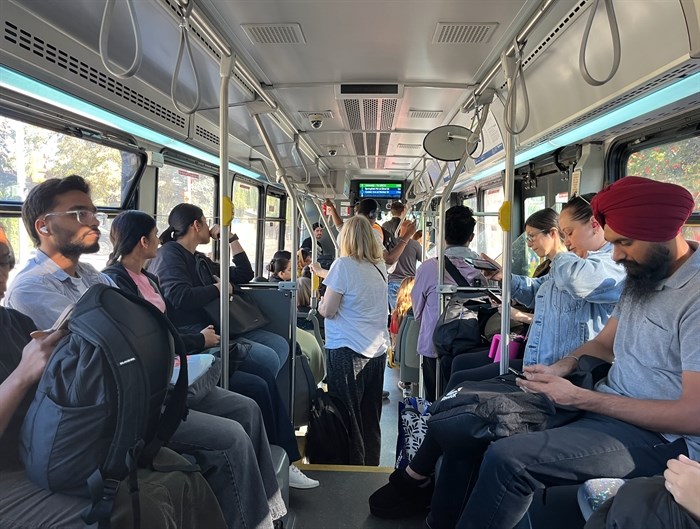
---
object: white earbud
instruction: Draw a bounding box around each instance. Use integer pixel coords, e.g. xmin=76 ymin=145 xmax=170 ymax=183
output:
xmin=39 ymin=226 xmax=49 ymax=234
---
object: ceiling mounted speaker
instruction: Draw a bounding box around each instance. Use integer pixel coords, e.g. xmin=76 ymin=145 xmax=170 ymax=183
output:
xmin=423 ymin=125 xmax=478 ymax=161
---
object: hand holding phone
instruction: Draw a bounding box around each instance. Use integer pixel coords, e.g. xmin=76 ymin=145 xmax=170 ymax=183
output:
xmin=508 ymin=367 xmax=526 ymax=378
xmin=469 ymin=258 xmax=500 ymax=271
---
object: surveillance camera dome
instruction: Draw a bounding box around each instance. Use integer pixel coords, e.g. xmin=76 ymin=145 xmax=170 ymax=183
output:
xmin=327 ymin=146 xmax=338 ymax=156
xmin=308 ymin=113 xmax=324 ymax=129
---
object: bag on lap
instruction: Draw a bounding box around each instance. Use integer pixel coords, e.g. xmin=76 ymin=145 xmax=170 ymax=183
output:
xmin=305 ymin=389 xmax=351 ymax=464
xmin=20 ymin=284 xmax=190 ymax=529
xmin=427 ymin=357 xmax=612 ymax=450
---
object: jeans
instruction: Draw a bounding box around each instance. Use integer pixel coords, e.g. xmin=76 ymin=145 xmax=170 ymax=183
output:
xmin=428 ymin=412 xmax=688 ymax=529
xmin=238 ymin=328 xmax=290 ymax=377
xmin=326 ymin=347 xmax=386 ymax=465
xmin=170 ymin=386 xmax=287 ymax=529
xmin=388 ymin=280 xmax=402 ymax=312
xmin=229 ymin=360 xmax=301 ymax=462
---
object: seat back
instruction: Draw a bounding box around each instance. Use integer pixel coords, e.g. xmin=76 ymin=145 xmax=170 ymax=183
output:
xmin=398 ymin=315 xmax=420 ymax=383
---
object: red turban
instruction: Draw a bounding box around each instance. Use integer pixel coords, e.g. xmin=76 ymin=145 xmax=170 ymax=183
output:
xmin=591 ymin=176 xmax=695 ymax=242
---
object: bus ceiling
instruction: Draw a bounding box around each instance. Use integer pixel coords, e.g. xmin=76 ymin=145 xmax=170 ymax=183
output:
xmin=0 ymin=0 xmax=699 ymax=198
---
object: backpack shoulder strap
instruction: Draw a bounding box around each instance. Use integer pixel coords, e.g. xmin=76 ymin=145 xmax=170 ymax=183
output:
xmin=444 ymin=257 xmax=471 ymax=287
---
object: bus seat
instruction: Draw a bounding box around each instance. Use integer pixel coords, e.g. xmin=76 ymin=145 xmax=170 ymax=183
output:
xmin=398 ymin=315 xmax=420 ymax=385
xmin=577 ymin=478 xmax=626 ymax=520
xmin=297 ymin=309 xmax=324 ymax=352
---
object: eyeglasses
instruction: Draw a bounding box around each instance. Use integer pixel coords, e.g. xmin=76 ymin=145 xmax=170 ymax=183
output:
xmin=525 ymin=230 xmax=548 ymax=243
xmin=43 ymin=210 xmax=107 ymax=226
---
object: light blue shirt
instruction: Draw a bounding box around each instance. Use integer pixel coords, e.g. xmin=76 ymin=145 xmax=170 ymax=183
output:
xmin=5 ymin=250 xmax=114 ymax=330
xmin=598 ymin=241 xmax=700 ymax=459
xmin=512 ymin=243 xmax=625 ymax=366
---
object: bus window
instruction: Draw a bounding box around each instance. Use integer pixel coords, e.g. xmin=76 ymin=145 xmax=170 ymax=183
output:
xmin=0 ymin=115 xmax=138 ymax=273
xmin=0 ymin=115 xmax=140 ymax=209
xmin=478 ymin=186 xmax=504 ymax=259
xmin=520 ymin=195 xmax=547 ymax=275
xmin=462 ymin=196 xmax=477 ymax=211
xmin=262 ymin=194 xmax=283 ymax=268
xmin=626 ymin=136 xmax=700 ymax=213
xmin=232 ymin=179 xmax=260 ymax=271
xmin=283 ymin=199 xmax=293 ymax=253
xmin=553 ymin=191 xmax=569 ymax=213
xmin=524 ymin=196 xmax=546 ymax=219
xmin=156 ymin=164 xmax=216 ymax=255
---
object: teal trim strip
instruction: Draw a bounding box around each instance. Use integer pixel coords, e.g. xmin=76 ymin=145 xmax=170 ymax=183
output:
xmin=0 ymin=66 xmax=263 ymax=181
xmin=463 ymin=71 xmax=700 ymax=185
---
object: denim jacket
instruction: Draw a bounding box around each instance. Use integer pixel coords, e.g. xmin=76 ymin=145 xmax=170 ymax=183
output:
xmin=512 ymin=243 xmax=625 ymax=366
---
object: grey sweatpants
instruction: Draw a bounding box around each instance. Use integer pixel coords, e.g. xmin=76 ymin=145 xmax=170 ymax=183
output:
xmin=326 ymin=347 xmax=386 ymax=466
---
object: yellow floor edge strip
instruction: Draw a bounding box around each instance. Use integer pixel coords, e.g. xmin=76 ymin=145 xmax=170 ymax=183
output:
xmin=295 ymin=463 xmax=394 ymax=473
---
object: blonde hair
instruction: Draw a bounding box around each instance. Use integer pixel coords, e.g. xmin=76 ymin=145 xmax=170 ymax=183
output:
xmin=338 ymin=215 xmax=383 ymax=263
xmin=392 ymin=276 xmax=415 ymax=323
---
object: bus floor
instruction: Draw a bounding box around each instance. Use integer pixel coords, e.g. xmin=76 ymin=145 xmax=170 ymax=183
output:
xmin=291 ymin=362 xmax=426 ymax=528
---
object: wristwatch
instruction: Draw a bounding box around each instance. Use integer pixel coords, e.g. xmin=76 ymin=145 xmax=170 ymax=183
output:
xmin=228 ymin=233 xmax=239 ymax=242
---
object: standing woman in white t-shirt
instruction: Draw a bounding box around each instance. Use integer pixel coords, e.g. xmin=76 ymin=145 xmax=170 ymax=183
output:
xmin=319 ymin=215 xmax=390 ymax=466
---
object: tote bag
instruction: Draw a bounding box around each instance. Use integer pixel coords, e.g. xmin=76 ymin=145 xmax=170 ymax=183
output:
xmin=194 ymin=253 xmax=269 ymax=336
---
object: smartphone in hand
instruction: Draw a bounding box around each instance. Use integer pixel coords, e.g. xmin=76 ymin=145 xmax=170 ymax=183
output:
xmin=467 ymin=258 xmax=500 ymax=271
xmin=508 ymin=367 xmax=526 ymax=378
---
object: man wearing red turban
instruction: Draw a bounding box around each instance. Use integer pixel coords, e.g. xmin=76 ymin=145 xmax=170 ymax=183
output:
xmin=591 ymin=175 xmax=695 ymax=243
xmin=429 ymin=176 xmax=700 ymax=529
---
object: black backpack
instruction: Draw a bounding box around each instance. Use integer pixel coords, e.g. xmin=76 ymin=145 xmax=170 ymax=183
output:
xmin=432 ymin=259 xmax=495 ymax=359
xmin=305 ymin=389 xmax=351 ymax=464
xmin=20 ymin=284 xmax=189 ymax=529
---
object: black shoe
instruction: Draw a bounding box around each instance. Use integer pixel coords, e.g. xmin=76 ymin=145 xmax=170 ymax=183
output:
xmin=368 ymin=468 xmax=433 ymax=519
xmin=382 ymin=390 xmax=390 ymax=399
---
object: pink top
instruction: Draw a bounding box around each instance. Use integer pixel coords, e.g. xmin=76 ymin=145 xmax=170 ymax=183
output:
xmin=126 ymin=268 xmax=167 ymax=314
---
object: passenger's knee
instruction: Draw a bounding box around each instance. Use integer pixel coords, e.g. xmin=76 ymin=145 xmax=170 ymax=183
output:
xmin=481 ymin=436 xmax=530 ymax=477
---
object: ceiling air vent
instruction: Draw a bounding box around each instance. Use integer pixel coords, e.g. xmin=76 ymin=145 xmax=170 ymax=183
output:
xmin=336 ymin=84 xmax=404 ymax=99
xmin=397 ymin=143 xmax=422 ymax=149
xmin=409 ymin=109 xmax=443 ymax=119
xmin=242 ymin=23 xmax=306 ymax=44
xmin=432 ymin=22 xmax=498 ymax=44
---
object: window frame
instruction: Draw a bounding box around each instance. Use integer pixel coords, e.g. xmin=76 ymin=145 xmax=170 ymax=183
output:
xmin=608 ymin=112 xmax=700 ymax=226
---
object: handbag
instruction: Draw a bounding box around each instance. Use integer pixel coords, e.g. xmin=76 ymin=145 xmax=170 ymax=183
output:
xmin=194 ymin=253 xmax=269 ymax=336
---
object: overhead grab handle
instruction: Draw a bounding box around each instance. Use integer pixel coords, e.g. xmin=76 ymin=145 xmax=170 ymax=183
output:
xmin=502 ymin=39 xmax=530 ymax=136
xmin=99 ymin=0 xmax=143 ymax=79
xmin=171 ymin=0 xmax=202 ymax=115
xmin=579 ymin=0 xmax=621 ymax=86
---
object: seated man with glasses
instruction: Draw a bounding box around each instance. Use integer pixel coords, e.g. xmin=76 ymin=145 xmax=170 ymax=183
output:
xmin=6 ymin=175 xmax=290 ymax=529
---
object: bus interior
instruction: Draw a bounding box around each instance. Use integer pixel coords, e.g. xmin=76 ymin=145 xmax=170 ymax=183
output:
xmin=1 ymin=0 xmax=699 ymax=527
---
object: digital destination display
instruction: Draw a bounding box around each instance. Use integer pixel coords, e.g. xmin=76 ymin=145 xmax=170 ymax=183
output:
xmin=358 ymin=182 xmax=403 ymax=199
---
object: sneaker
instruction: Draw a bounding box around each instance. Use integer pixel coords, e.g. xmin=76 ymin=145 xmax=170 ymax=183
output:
xmin=382 ymin=390 xmax=390 ymax=399
xmin=368 ymin=468 xmax=433 ymax=519
xmin=289 ymin=464 xmax=319 ymax=489
xmin=397 ymin=381 xmax=411 ymax=391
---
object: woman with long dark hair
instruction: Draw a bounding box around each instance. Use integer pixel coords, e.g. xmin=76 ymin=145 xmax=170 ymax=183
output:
xmin=118 ymin=207 xmax=318 ymax=489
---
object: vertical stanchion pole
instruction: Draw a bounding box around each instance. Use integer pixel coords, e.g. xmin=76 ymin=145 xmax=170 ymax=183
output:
xmin=218 ymin=54 xmax=233 ymax=389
